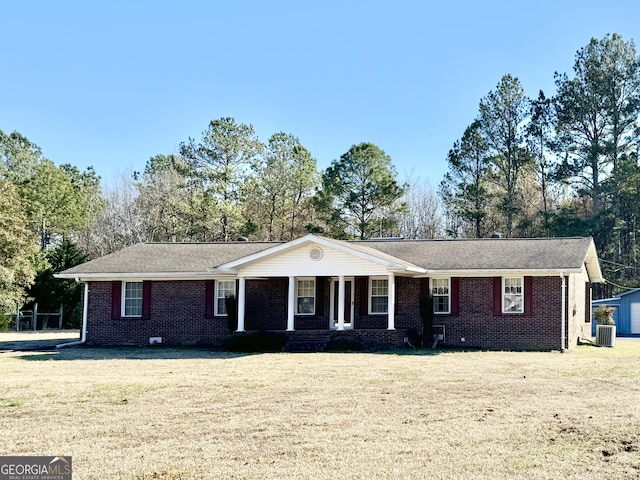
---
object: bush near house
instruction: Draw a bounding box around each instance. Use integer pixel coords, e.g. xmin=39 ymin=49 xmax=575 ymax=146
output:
xmin=222 ymin=331 xmax=288 ymax=352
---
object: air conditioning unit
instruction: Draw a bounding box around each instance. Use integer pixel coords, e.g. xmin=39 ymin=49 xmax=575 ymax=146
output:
xmin=595 ymin=325 xmax=616 ymax=348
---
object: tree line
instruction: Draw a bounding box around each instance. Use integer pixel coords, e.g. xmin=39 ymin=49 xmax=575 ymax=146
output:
xmin=0 ymin=33 xmax=638 ymax=326
xmin=441 ymin=33 xmax=640 ymax=296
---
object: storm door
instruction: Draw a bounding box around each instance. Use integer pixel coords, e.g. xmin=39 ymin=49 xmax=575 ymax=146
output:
xmin=330 ymin=278 xmax=354 ymax=329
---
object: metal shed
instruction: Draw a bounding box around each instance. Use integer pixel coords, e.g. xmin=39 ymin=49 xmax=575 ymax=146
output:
xmin=592 ymin=288 xmax=640 ymax=336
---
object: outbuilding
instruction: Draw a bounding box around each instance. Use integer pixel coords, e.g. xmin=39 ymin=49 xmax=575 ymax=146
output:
xmin=592 ymin=288 xmax=640 ymax=336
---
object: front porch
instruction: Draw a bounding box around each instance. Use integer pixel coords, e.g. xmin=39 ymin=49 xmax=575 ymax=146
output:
xmin=235 ymin=275 xmax=399 ymax=333
xmin=228 ymin=328 xmax=412 ymax=352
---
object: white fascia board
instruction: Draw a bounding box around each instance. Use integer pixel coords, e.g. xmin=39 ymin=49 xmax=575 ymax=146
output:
xmin=389 ymin=266 xmax=427 ymax=275
xmin=54 ymin=272 xmax=236 ymax=282
xmin=416 ymin=268 xmax=585 ymax=278
xmin=405 ymin=266 xmax=427 ymax=273
xmin=584 ymin=239 xmax=604 ymax=283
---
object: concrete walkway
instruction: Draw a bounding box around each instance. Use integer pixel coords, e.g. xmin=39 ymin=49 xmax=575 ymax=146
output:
xmin=0 ymin=330 xmax=80 ymax=352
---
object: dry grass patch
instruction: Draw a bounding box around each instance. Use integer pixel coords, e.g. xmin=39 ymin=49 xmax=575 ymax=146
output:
xmin=1 ymin=342 xmax=639 ymax=479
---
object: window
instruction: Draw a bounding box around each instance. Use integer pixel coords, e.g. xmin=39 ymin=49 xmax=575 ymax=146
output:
xmin=503 ymin=277 xmax=523 ymax=313
xmin=216 ymin=280 xmax=236 ymax=316
xmin=431 ymin=278 xmax=450 ymax=314
xmin=296 ymin=278 xmax=316 ymax=314
xmin=370 ymin=278 xmax=389 ymax=314
xmin=122 ymin=281 xmax=143 ymax=317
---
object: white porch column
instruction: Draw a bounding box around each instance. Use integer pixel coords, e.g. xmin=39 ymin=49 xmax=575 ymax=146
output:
xmin=287 ymin=276 xmax=295 ymax=331
xmin=337 ymin=275 xmax=345 ymax=331
xmin=237 ymin=277 xmax=246 ymax=332
xmin=387 ymin=273 xmax=395 ymax=330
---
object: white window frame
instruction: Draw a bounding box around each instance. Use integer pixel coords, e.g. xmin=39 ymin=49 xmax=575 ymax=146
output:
xmin=121 ymin=281 xmax=143 ymax=318
xmin=215 ymin=280 xmax=236 ymax=317
xmin=430 ymin=277 xmax=451 ymax=314
xmin=369 ymin=276 xmax=389 ymax=315
xmin=503 ymin=277 xmax=524 ymax=314
xmin=296 ymin=277 xmax=316 ymax=315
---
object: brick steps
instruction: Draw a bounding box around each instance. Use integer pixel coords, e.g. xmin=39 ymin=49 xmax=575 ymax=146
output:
xmin=284 ymin=331 xmax=333 ymax=352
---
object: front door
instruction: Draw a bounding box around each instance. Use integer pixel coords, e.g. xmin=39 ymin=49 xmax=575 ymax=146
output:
xmin=330 ymin=278 xmax=354 ymax=329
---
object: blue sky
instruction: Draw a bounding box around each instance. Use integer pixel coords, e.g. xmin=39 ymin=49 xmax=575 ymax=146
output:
xmin=1 ymin=0 xmax=638 ymax=186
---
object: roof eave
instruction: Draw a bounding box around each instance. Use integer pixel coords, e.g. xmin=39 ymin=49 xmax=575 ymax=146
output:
xmin=419 ymin=268 xmax=586 ymax=277
xmin=584 ymin=238 xmax=604 ymax=283
xmin=54 ymin=271 xmax=235 ymax=281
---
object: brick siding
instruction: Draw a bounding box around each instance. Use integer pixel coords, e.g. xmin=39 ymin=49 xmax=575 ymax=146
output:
xmin=432 ymin=276 xmax=565 ymax=350
xmin=86 ymin=280 xmax=230 ymax=346
xmin=85 ymin=274 xmax=582 ymax=350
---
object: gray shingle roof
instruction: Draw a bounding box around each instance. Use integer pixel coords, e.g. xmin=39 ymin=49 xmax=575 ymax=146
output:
xmin=59 ymin=242 xmax=277 ymax=276
xmin=58 ymin=236 xmax=599 ymax=278
xmin=357 ymin=237 xmax=595 ymax=271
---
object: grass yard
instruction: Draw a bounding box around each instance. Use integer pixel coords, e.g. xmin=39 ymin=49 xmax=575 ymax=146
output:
xmin=0 ymin=339 xmax=639 ymax=479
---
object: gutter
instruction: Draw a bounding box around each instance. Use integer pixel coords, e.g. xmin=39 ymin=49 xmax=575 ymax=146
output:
xmin=560 ymin=272 xmax=566 ymax=352
xmin=56 ymin=281 xmax=88 ymax=349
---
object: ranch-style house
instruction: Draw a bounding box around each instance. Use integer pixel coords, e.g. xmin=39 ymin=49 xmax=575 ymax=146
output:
xmin=56 ymin=234 xmax=603 ymax=351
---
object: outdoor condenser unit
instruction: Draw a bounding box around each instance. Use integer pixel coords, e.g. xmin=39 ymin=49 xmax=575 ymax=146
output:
xmin=595 ymin=325 xmax=616 ymax=348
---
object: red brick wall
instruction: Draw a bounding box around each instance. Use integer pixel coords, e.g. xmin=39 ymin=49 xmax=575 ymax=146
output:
xmin=86 ymin=281 xmax=230 ymax=346
xmin=432 ymin=276 xmax=564 ymax=350
xmin=85 ymin=275 xmax=578 ymax=350
xmin=244 ymin=278 xmax=288 ymax=330
xmin=354 ymin=276 xmax=423 ymax=330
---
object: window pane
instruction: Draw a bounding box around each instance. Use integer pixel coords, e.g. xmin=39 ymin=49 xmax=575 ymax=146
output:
xmin=297 ymin=297 xmax=315 ymax=314
xmin=432 ymin=278 xmax=450 ymax=313
xmin=296 ymin=279 xmax=315 ymax=314
xmin=216 ymin=280 xmax=236 ymax=316
xmin=371 ymin=279 xmax=388 ymax=296
xmin=371 ymin=296 xmax=388 ymax=314
xmin=434 ymin=296 xmax=449 ymax=313
xmin=124 ymin=282 xmax=143 ymax=317
xmin=503 ymin=278 xmax=523 ymax=312
xmin=432 ymin=278 xmax=449 ymax=295
xmin=297 ymin=279 xmax=315 ymax=297
xmin=217 ymin=297 xmax=227 ymax=316
xmin=370 ymin=279 xmax=389 ymax=314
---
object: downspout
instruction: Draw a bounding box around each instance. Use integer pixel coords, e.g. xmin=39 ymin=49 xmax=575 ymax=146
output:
xmin=560 ymin=272 xmax=566 ymax=352
xmin=56 ymin=281 xmax=88 ymax=348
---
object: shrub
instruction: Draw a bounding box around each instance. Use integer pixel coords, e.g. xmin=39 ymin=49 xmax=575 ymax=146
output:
xmin=222 ymin=331 xmax=287 ymax=352
xmin=419 ymin=293 xmax=435 ymax=347
xmin=594 ymin=305 xmax=615 ymax=325
xmin=224 ymin=295 xmax=238 ymax=333
xmin=325 ymin=338 xmax=364 ymax=352
xmin=0 ymin=314 xmax=10 ymax=331
xmin=361 ymin=339 xmax=393 ymax=352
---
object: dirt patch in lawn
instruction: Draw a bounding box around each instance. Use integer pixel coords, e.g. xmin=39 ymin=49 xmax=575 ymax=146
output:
xmin=1 ymin=341 xmax=639 ymax=479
